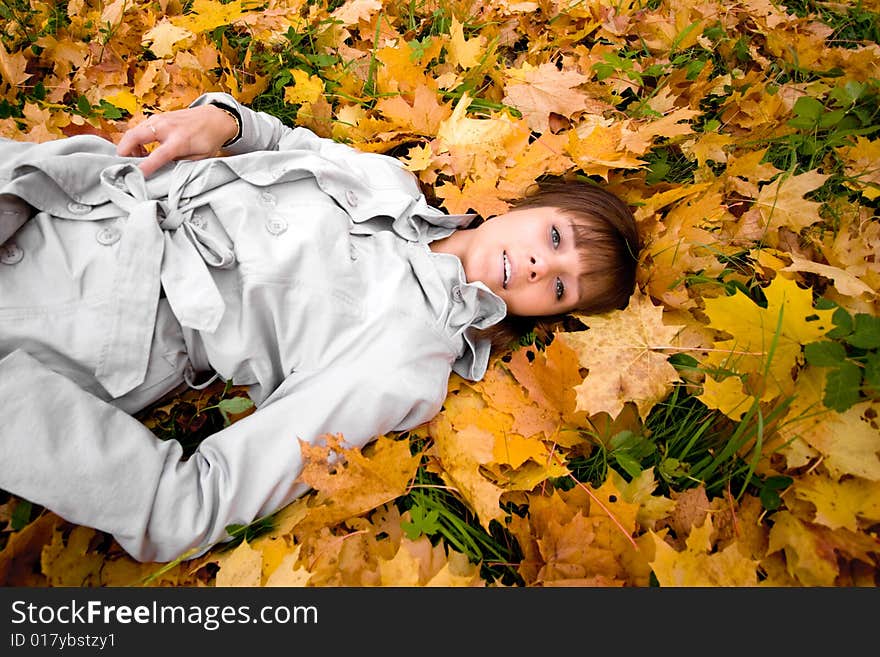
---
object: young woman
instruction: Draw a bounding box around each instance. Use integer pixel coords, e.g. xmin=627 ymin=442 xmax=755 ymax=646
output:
xmin=0 ymin=93 xmax=639 ymax=563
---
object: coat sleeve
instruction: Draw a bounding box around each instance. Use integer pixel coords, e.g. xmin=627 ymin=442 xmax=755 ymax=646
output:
xmin=0 ymin=333 xmax=452 ymax=563
xmin=189 ymin=92 xmax=362 ymax=159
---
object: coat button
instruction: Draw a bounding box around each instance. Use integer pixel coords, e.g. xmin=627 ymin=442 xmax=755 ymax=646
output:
xmin=266 ymin=216 xmax=288 ymax=235
xmin=260 ymin=191 xmax=277 ymax=207
xmin=345 ymin=189 xmax=359 ymax=207
xmin=96 ymin=226 xmax=121 ymax=245
xmin=451 ymin=285 xmax=464 ymax=303
xmin=188 ymin=213 xmax=207 ymax=230
xmin=68 ymin=201 xmax=91 ymax=214
xmin=0 ymin=243 xmax=23 ymax=265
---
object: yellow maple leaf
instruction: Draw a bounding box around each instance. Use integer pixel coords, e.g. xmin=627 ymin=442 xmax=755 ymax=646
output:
xmin=649 ymin=516 xmax=759 ymax=586
xmin=793 ymin=473 xmax=880 ymax=532
xmin=171 ymin=0 xmax=248 ymax=34
xmin=799 ymin=400 xmax=880 ymax=481
xmin=560 ymin=291 xmax=684 ymax=421
xmin=142 ymin=21 xmax=195 ymax=59
xmin=400 ymin=143 xmax=435 ymax=174
xmin=284 ymin=68 xmax=324 ymax=105
xmin=435 ymin=176 xmax=511 ymax=217
xmin=0 ymin=513 xmax=63 ymax=586
xmin=698 ymin=276 xmax=835 ymax=418
xmin=755 ymin=169 xmax=830 ymax=232
xmin=766 ymin=510 xmax=839 ymax=586
xmin=376 ymin=39 xmax=443 ymax=95
xmin=566 ymin=122 xmax=647 ymax=181
xmin=264 ymin=545 xmax=313 ymax=587
xmin=40 ymin=526 xmax=105 ymax=587
xmin=479 ymin=362 xmax=561 ymax=440
xmin=448 ymin=16 xmax=486 ymax=70
xmin=375 ymin=84 xmax=453 ymax=136
xmin=772 ymin=364 xmax=826 ymax=469
xmin=642 ymin=187 xmax=729 ymax=309
xmin=681 ymin=131 xmax=733 ymax=168
xmin=611 ymin=468 xmax=677 ymax=531
xmin=213 ymin=540 xmax=262 ymax=587
xmin=435 ymin=93 xmax=531 ymax=179
xmin=496 ymin=131 xmax=574 ymax=200
xmin=631 ymin=106 xmax=701 ymax=148
xmin=104 ymin=89 xmax=139 ymax=115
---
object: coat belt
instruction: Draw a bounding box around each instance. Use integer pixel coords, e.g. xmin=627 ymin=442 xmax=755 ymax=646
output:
xmin=95 ymin=163 xmax=232 ymax=397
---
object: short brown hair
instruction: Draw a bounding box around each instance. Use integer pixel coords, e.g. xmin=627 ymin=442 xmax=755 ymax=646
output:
xmin=476 ymin=179 xmax=640 ymax=351
xmin=514 ymin=180 xmax=639 ymax=314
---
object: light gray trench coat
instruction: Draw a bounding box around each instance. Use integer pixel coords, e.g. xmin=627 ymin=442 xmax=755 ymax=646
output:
xmin=0 ymin=92 xmax=506 ymax=562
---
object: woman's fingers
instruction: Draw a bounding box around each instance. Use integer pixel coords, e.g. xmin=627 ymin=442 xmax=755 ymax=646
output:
xmin=116 ymin=105 xmax=233 ymax=178
xmin=117 ymin=117 xmax=194 ymax=177
xmin=116 ymin=119 xmax=159 ymax=159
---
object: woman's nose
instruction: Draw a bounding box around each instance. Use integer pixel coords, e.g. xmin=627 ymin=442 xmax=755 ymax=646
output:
xmin=529 ymin=255 xmax=549 ymax=280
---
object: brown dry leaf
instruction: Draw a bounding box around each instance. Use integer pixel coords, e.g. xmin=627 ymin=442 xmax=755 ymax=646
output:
xmin=667 ymin=486 xmax=711 ymax=548
xmin=296 ymin=434 xmax=421 ymax=532
xmin=509 ymin=479 xmax=649 ymax=586
xmin=560 ymin=291 xmax=684 ymax=421
xmin=505 ymin=336 xmax=591 ymax=435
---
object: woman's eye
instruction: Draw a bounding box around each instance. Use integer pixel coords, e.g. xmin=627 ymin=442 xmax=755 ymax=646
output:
xmin=551 ymin=226 xmax=560 ymax=248
xmin=555 ymin=277 xmax=565 ymax=300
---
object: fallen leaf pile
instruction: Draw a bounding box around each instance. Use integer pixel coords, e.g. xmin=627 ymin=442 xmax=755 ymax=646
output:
xmin=1 ymin=0 xmax=878 ymax=587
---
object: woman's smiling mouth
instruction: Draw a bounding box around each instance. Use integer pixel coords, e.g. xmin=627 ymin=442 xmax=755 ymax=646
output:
xmin=502 ymin=251 xmax=511 ymax=289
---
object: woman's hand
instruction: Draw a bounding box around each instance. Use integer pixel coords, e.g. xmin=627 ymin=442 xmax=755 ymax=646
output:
xmin=115 ymin=104 xmax=240 ymax=178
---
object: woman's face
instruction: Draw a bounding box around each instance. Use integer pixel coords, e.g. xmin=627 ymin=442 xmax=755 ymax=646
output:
xmin=458 ymin=206 xmax=587 ymax=317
